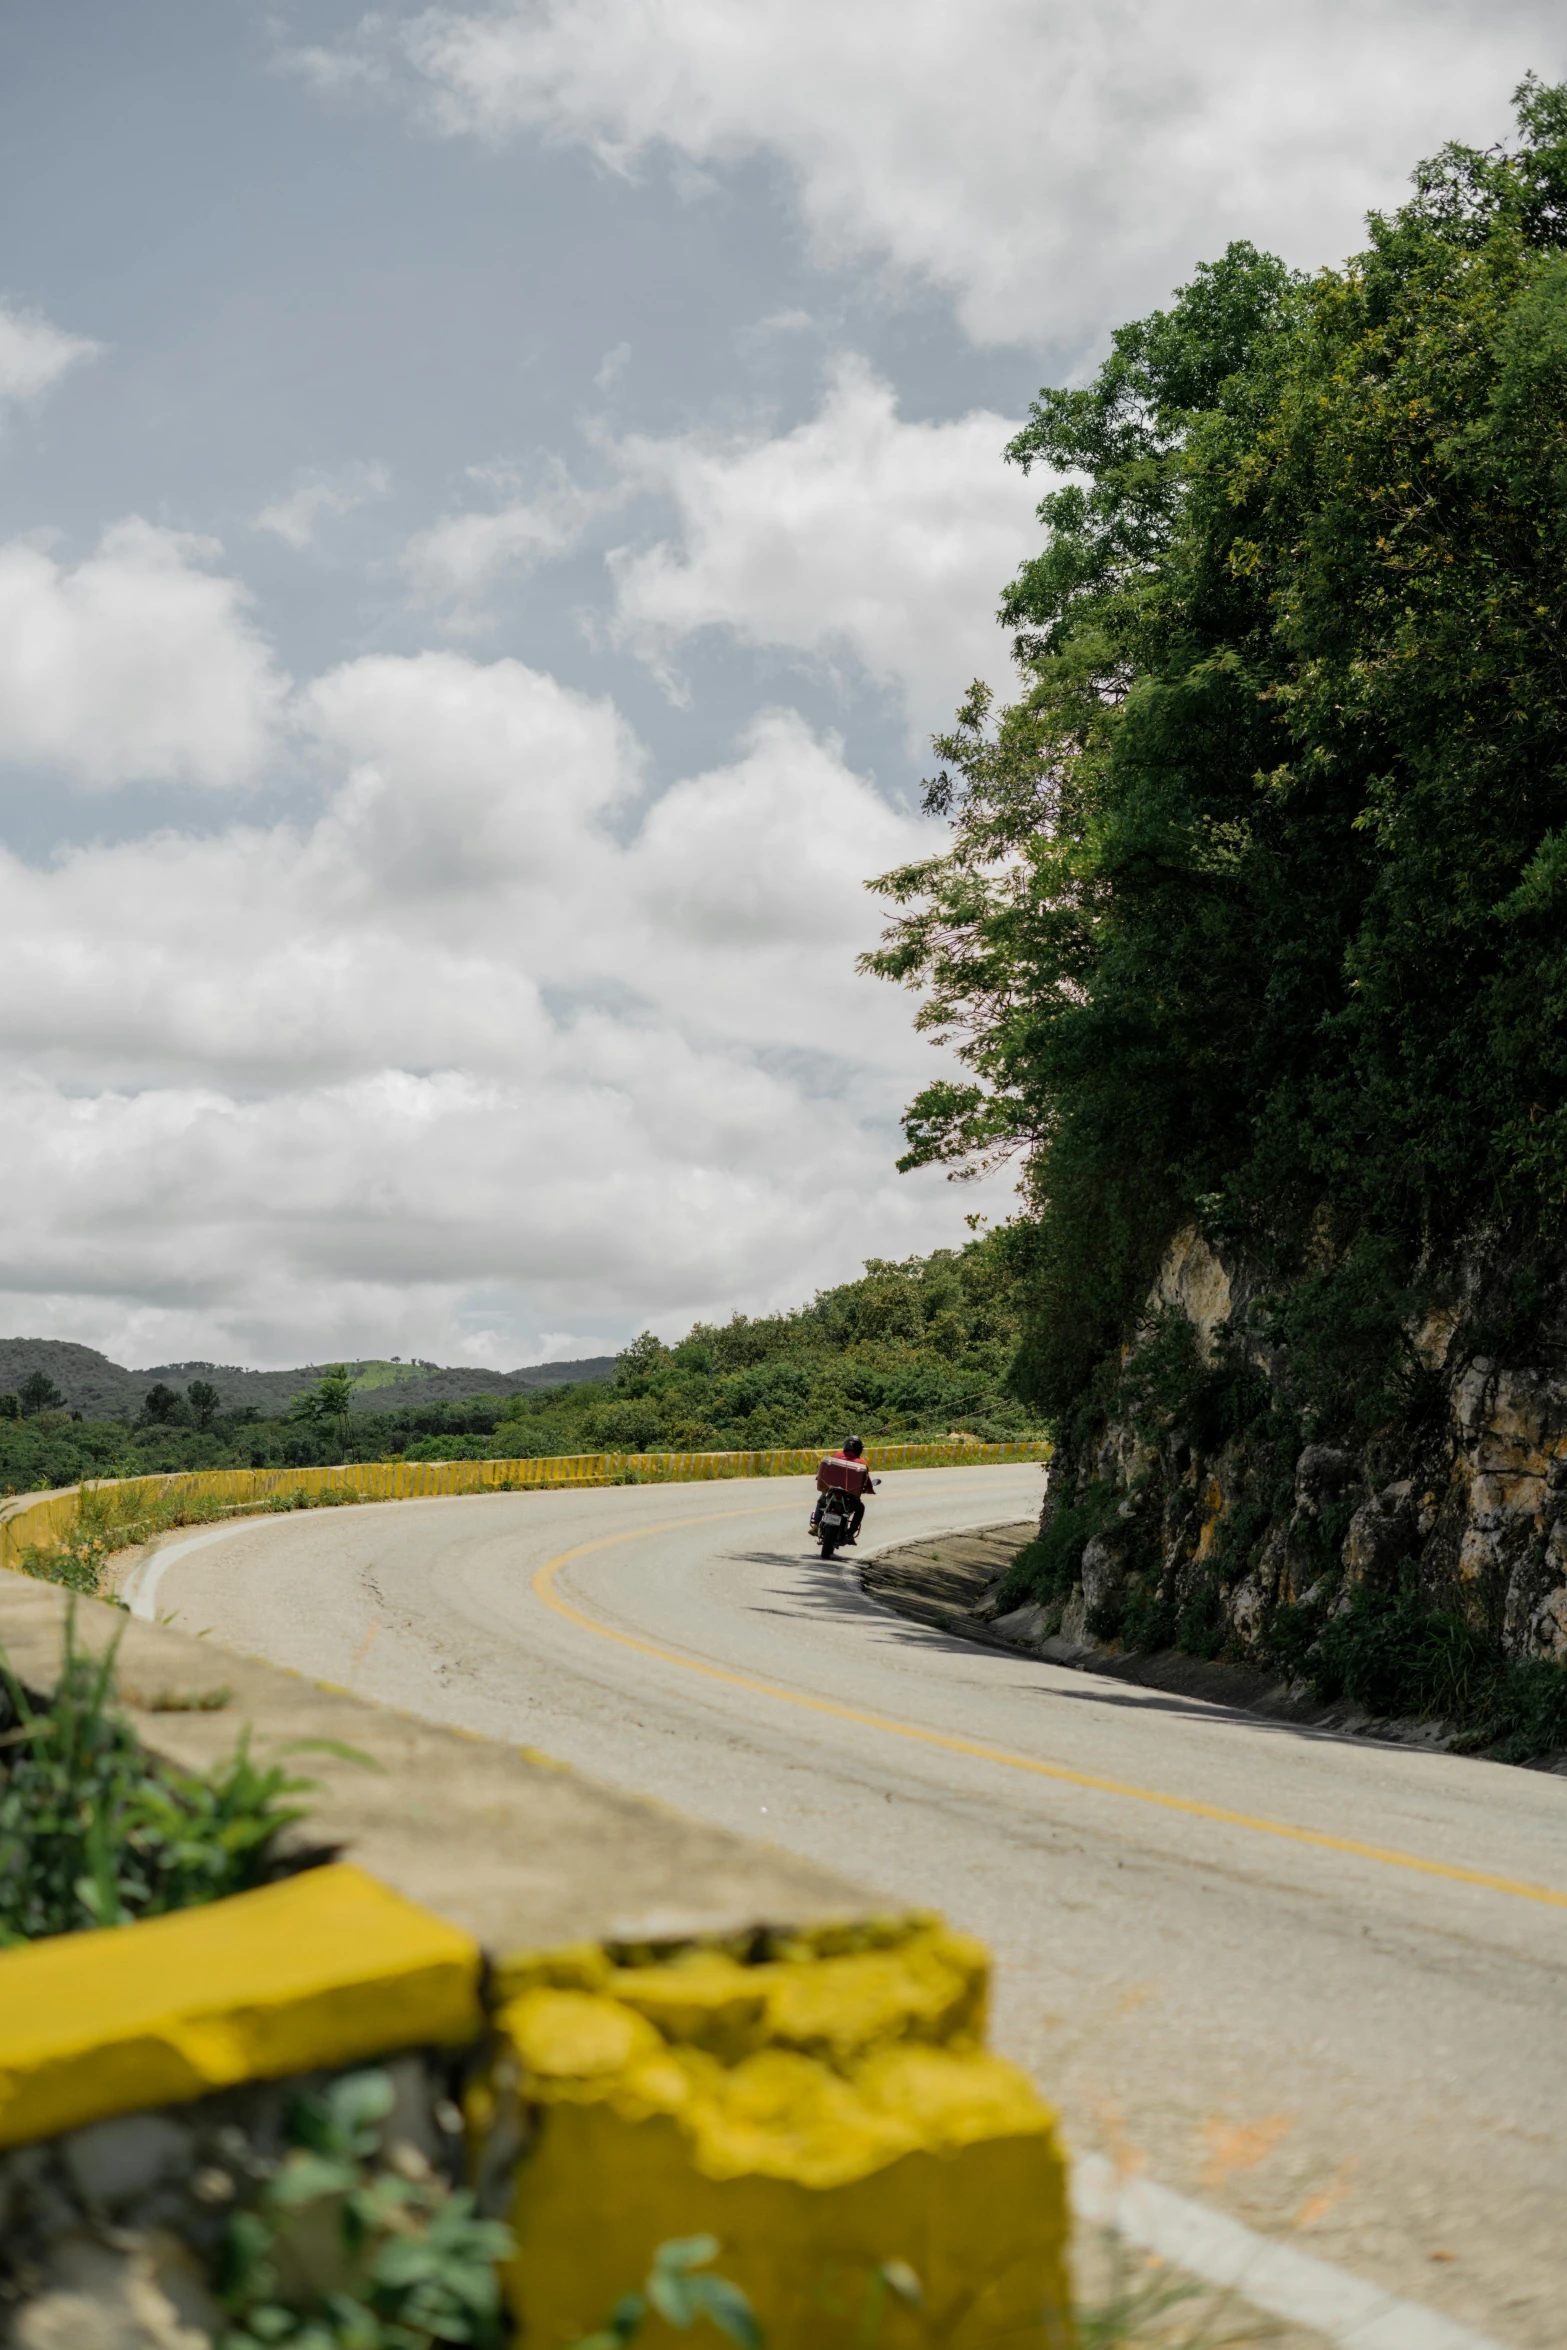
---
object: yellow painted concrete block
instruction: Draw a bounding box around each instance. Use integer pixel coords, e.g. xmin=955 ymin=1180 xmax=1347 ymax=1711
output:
xmin=490 ymin=1941 xmax=615 ymax=2003
xmin=761 ymin=1923 xmax=989 ymax=2061
xmin=496 ymin=1937 xmax=1071 ymax=2349
xmin=0 ymin=1863 xmax=482 ymax=2148
xmin=602 ymin=1921 xmax=988 ymax=2067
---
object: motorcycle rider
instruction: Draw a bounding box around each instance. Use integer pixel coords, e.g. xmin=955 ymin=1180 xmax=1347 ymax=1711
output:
xmin=812 ymin=1436 xmax=876 ymax=1544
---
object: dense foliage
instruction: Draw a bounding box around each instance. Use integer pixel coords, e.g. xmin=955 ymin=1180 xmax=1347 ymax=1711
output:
xmin=0 ymin=1610 xmax=313 ymax=1944
xmin=0 ymin=1240 xmax=1039 ymax=1495
xmin=866 ymin=81 xmax=1567 ymax=1433
xmin=219 ymin=2070 xmax=511 ymax=2350
xmin=485 ymin=1236 xmax=1034 ymax=1459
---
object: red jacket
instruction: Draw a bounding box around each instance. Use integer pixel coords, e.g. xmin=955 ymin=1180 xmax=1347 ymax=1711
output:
xmin=817 ymin=1452 xmax=872 ymax=1496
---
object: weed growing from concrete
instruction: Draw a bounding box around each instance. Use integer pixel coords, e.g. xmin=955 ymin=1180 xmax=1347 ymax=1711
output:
xmin=562 ymin=2236 xmax=1279 ymax=2350
xmin=1075 ymin=2231 xmax=1283 ymax=2350
xmin=566 ymin=2237 xmax=761 ymax=2350
xmin=0 ymin=1603 xmax=322 ymax=1943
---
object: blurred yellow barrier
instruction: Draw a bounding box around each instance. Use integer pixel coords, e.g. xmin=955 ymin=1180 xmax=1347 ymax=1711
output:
xmin=0 ymin=1864 xmax=482 ymax=2149
xmin=495 ymin=1923 xmax=1072 ymax=2349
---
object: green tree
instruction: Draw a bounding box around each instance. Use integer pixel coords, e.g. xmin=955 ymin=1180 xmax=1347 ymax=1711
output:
xmin=865 ymin=80 xmax=1567 ymax=1427
xmin=290 ymin=1367 xmax=357 ymax=1453
xmin=186 ymin=1379 xmax=222 ymax=1431
xmin=18 ymin=1372 xmax=64 ymax=1418
xmin=616 ymin=1331 xmax=671 ymax=1384
xmin=142 ymin=1382 xmax=188 ymax=1426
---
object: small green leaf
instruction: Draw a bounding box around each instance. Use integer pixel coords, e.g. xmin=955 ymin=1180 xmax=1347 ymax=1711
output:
xmin=692 ymin=2275 xmax=763 ymax=2350
xmin=241 ymin=2307 xmax=300 ymax=2343
xmin=648 ymin=2267 xmax=699 ymax=2328
xmin=566 ymin=2288 xmax=647 ymax=2350
xmin=266 ymin=2150 xmax=359 ymax=2207
xmin=654 ymin=2236 xmax=721 ymax=2273
xmin=271 ymin=1737 xmax=382 ymax=1769
xmin=327 ymin=2068 xmax=397 ymax=2138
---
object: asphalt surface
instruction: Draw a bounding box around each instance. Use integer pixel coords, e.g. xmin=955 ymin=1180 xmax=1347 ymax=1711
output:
xmin=136 ymin=1466 xmax=1567 ymax=2348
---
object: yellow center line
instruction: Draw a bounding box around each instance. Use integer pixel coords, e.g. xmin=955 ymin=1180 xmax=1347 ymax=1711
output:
xmin=531 ymin=1502 xmax=1567 ymax=1915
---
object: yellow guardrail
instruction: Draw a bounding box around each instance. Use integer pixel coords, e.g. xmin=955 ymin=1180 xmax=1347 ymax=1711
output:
xmin=0 ymin=1439 xmax=1050 ymax=1576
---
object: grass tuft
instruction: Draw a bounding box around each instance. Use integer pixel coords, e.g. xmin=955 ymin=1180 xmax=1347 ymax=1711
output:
xmin=0 ymin=1602 xmax=320 ymax=1944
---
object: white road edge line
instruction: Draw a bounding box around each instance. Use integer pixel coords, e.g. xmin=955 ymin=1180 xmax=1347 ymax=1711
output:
xmin=121 ymin=1519 xmax=274 ymax=1619
xmin=1072 ymin=2155 xmax=1510 ymax=2350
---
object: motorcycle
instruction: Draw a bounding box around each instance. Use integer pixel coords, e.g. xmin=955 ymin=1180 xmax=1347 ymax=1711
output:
xmin=813 ymin=1486 xmax=857 ymax=1559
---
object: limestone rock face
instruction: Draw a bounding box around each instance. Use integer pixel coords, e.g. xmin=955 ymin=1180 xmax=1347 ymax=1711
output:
xmin=1056 ymin=1590 xmax=1090 ymax=1650
xmin=1078 ymin=1536 xmax=1124 ymax=1617
xmin=1148 ymin=1227 xmax=1234 ymax=1359
xmin=1034 ymin=1228 xmax=1567 ymax=1703
xmin=1342 ymin=1482 xmax=1420 ymax=1591
xmin=1529 ymin=1583 xmax=1567 ymax=1663
xmin=990 ymin=1602 xmax=1051 ymax=1650
xmin=1293 ymin=1446 xmax=1359 ymax=1518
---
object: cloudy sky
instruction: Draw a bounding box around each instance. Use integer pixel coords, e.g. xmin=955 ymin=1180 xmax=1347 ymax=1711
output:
xmin=0 ymin=2 xmax=1558 ymax=1371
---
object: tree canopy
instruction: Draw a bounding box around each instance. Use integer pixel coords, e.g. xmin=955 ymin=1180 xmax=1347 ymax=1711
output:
xmin=866 ymin=79 xmax=1567 ymax=1426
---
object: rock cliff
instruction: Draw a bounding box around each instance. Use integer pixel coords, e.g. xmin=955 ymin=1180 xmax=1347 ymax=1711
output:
xmin=986 ymin=1230 xmax=1567 ymax=1754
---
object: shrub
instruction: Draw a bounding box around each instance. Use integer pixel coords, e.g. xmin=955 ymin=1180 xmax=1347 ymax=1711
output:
xmin=219 ymin=2069 xmax=513 ymax=2350
xmin=992 ymin=1488 xmax=1111 ymax=1611
xmin=0 ymin=1605 xmax=323 ymax=1944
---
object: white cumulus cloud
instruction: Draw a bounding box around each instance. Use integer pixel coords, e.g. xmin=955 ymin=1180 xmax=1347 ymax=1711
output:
xmin=606 ymin=359 xmax=1037 ymax=742
xmin=0 ymin=296 xmax=99 ymax=406
xmin=303 ymin=647 xmax=644 ymax=900
xmin=381 ymin=0 xmax=1558 ymax=348
xmin=255 ymin=461 xmax=390 ymax=549
xmin=402 ymin=465 xmax=621 ymax=623
xmin=0 ymin=519 xmax=287 ymax=788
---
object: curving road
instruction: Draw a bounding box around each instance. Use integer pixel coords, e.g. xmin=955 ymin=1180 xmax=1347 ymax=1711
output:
xmin=128 ymin=1466 xmax=1567 ymax=2349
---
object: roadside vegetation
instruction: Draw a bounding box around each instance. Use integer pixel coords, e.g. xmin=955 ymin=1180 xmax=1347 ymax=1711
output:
xmin=1 ymin=1238 xmax=1042 ymax=1499
xmin=869 ymin=76 xmax=1567 ymax=1419
xmin=12 ymin=1477 xmax=373 ymax=1597
xmin=0 ymin=1607 xmax=323 ymax=1945
xmin=867 ymin=80 xmax=1567 ymax=1748
xmin=218 ymin=2069 xmax=513 ymax=2350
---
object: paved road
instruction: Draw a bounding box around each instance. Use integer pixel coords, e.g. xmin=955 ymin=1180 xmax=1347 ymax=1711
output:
xmin=134 ymin=1466 xmax=1567 ymax=2348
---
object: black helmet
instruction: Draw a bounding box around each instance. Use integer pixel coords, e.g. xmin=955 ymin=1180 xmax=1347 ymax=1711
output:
xmin=843 ymin=1436 xmax=864 ymax=1458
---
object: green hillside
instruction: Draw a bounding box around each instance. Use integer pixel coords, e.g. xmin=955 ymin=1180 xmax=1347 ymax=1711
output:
xmin=0 ymin=1239 xmax=1041 ymax=1496
xmin=403 ymin=1237 xmax=1037 ymax=1462
xmin=0 ymin=1339 xmax=616 ymax=1425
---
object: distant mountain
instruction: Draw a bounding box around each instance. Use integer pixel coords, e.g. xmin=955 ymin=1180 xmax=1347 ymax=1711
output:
xmin=0 ymin=1339 xmax=616 ymax=1420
